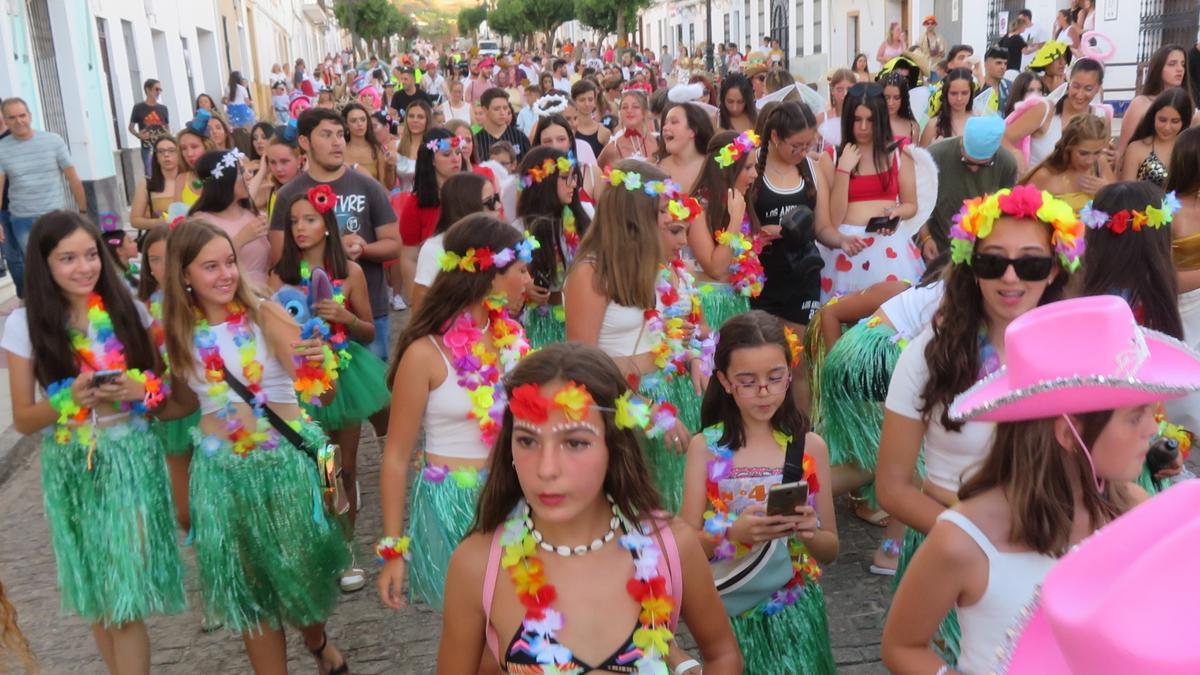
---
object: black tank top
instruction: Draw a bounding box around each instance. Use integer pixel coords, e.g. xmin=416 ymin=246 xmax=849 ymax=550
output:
xmin=576 ymin=129 xmax=604 ymax=158
xmin=750 ymin=157 xmax=823 ymax=325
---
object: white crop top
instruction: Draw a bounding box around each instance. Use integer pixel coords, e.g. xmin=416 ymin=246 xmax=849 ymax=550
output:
xmin=562 ymin=260 xmax=652 ymax=358
xmin=885 ymin=328 xmax=996 ymax=491
xmin=939 ymin=510 xmax=1057 ymax=675
xmin=184 ymin=320 xmax=297 ymax=415
xmin=423 ymin=336 xmax=489 ymax=459
xmin=879 ymin=281 xmax=944 ymax=340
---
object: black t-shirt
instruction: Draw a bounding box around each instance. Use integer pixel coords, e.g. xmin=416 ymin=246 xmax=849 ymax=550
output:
xmin=997 ymin=34 xmax=1027 ymax=73
xmin=270 ymin=170 xmax=397 ymax=318
xmin=749 ymin=160 xmax=823 ymax=325
xmin=474 ymin=125 xmax=532 ymax=159
xmin=129 ymin=102 xmax=170 ymax=149
xmin=389 ymin=88 xmax=432 ymax=120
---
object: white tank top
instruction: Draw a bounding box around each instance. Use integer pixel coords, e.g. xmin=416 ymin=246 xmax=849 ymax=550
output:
xmin=423 ymin=336 xmax=489 ymax=459
xmin=938 ymin=510 xmax=1057 ymax=675
xmin=597 ymin=303 xmax=649 ymax=357
xmin=879 ymin=281 xmax=944 ymax=339
xmin=185 ymin=320 xmax=297 ymax=415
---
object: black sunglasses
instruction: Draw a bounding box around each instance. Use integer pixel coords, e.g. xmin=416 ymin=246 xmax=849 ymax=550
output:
xmin=971 ymin=253 xmax=1054 ymax=281
xmin=848 ymin=82 xmax=884 ymax=97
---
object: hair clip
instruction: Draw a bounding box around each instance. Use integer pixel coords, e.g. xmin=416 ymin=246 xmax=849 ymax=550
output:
xmin=714 ymin=130 xmax=761 ymax=168
xmin=1079 ymin=191 xmax=1179 ymax=235
xmin=425 ymin=136 xmax=463 ymax=153
xmin=437 ymin=231 xmax=541 ymax=273
xmin=307 ymin=184 xmax=337 ymax=214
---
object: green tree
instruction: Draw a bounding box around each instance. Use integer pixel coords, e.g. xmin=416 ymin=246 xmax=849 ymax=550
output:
xmin=523 ymin=0 xmax=575 ymax=41
xmin=576 ymin=0 xmax=649 ymax=43
xmin=457 ymin=5 xmax=488 ymax=39
xmin=334 ymin=0 xmax=411 ymax=58
xmin=487 ymin=0 xmax=533 ymax=42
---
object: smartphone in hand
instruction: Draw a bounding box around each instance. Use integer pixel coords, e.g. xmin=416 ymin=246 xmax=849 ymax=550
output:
xmin=766 ymin=480 xmax=809 ymax=517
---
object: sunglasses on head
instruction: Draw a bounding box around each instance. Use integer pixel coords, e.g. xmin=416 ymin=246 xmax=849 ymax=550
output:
xmin=848 ymin=82 xmax=884 ymax=97
xmin=971 ymin=253 xmax=1054 ymax=281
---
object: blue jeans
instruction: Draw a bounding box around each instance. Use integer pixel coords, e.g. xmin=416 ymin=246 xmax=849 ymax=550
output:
xmin=368 ymin=316 xmax=391 ymax=361
xmin=140 ymin=146 xmax=153 ymax=178
xmin=1 ymin=213 xmax=36 ymax=299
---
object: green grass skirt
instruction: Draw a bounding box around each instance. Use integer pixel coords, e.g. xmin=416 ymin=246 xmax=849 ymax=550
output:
xmin=698 ymin=282 xmax=751 ymax=330
xmin=407 ymin=464 xmax=484 ymax=610
xmin=303 ymin=341 xmax=391 ymax=430
xmin=188 ymin=423 xmax=347 ymax=632
xmin=42 ymin=418 xmax=186 ymax=625
xmin=152 ymin=409 xmax=201 ymax=456
xmin=522 ymin=304 xmax=566 ymax=349
xmin=895 ymin=527 xmax=961 ymax=665
xmin=817 ymin=322 xmax=902 ymax=509
xmin=730 ymin=582 xmax=836 ymax=675
xmin=641 ymin=375 xmax=703 ymax=513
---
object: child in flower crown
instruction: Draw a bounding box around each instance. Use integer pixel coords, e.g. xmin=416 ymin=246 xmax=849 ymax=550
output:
xmin=2 ymin=212 xmax=184 ymax=670
xmin=378 ymin=214 xmax=535 ymax=612
xmin=439 ymin=342 xmax=742 ymax=674
xmin=681 ymin=310 xmax=838 ymax=675
xmin=269 ymin=185 xmax=391 ymax=592
xmin=514 ymin=145 xmax=592 ymax=348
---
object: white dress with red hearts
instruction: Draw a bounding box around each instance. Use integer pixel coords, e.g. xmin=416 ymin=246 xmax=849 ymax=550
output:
xmin=817 ymin=226 xmax=925 ymax=300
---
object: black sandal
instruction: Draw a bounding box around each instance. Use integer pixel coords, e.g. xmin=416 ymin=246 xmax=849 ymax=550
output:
xmin=308 ymin=632 xmax=350 ymax=675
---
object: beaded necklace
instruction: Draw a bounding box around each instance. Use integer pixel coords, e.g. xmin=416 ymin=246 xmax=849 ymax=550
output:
xmin=193 ymin=303 xmax=276 ymax=456
xmin=499 ymin=499 xmax=674 ymax=672
xmin=701 ymin=422 xmax=823 ymax=615
xmin=441 ymin=296 xmax=530 ymax=446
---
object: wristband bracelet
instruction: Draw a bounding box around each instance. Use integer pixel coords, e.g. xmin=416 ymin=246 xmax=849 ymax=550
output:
xmin=675 ymin=658 xmax=701 ymax=674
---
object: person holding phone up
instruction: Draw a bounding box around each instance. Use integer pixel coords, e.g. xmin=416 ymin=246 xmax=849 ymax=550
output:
xmin=1022 ymin=114 xmax=1114 ymax=212
xmin=820 ymin=82 xmax=924 ymax=300
xmin=681 ymin=310 xmax=839 ymax=675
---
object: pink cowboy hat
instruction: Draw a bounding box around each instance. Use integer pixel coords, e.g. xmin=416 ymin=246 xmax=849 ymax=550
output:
xmin=1006 ymin=479 xmax=1200 ymax=673
xmin=950 ymin=295 xmax=1200 ymax=423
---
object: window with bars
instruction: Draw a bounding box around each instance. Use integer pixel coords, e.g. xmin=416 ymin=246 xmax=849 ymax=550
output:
xmin=1138 ymin=0 xmax=1200 ymax=62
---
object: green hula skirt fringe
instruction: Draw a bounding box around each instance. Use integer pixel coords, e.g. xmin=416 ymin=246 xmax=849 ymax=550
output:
xmin=1136 ymin=461 xmax=1159 ymax=496
xmin=41 ymin=418 xmax=186 ymax=626
xmin=407 ymin=463 xmax=485 ymax=610
xmin=153 ymin=409 xmax=201 ymax=457
xmin=640 ymin=375 xmax=704 ymax=513
xmin=188 ymin=424 xmax=347 ymax=632
xmin=522 ymin=304 xmax=566 ymax=349
xmin=895 ymin=527 xmax=961 ymax=665
xmin=698 ymin=282 xmax=751 ymax=331
xmin=304 ymin=341 xmax=391 ymax=430
xmin=730 ymin=582 xmax=836 ymax=675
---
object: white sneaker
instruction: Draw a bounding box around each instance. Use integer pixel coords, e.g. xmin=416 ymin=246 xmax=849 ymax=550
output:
xmin=391 ymin=294 xmax=407 ymax=311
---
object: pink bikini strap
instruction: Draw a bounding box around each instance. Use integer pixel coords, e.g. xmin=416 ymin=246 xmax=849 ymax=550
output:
xmin=652 ymin=515 xmax=684 ymax=628
xmin=482 ymin=527 xmax=504 ymax=661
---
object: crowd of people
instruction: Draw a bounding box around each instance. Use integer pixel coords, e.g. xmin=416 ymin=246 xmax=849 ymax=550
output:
xmin=3 ymin=3 xmax=1200 ymax=673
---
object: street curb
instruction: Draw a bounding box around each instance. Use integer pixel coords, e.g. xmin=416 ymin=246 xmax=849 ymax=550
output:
xmin=0 ymin=426 xmax=37 ymax=488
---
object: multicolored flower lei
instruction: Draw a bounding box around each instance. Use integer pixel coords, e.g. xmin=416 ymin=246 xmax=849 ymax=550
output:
xmin=715 ymin=213 xmax=766 ymax=297
xmin=701 ymin=423 xmax=822 ymax=615
xmin=509 ymin=381 xmax=595 ymax=423
xmin=714 ymin=130 xmax=761 ymax=168
xmin=613 ymin=390 xmax=680 ymax=439
xmin=441 ymin=296 xmax=531 ymax=446
xmin=603 ymin=168 xmax=701 ymax=226
xmin=783 ymin=326 xmax=803 ymax=369
xmin=949 ymin=185 xmax=1085 ymax=273
xmin=641 ymin=259 xmax=712 ymax=390
xmin=420 ymin=463 xmax=487 ymax=488
xmin=519 ymin=153 xmax=576 ymax=190
xmin=438 ymin=231 xmax=541 ymax=273
xmin=561 ymin=205 xmax=580 ymax=263
xmin=499 ymin=500 xmax=675 ymax=672
xmin=425 ymin=135 xmax=463 ymax=153
xmin=1155 ymin=411 xmax=1193 ymax=461
xmin=374 ymin=536 xmax=411 ymax=562
xmin=1079 ymin=191 xmax=1180 ymax=235
xmin=194 ymin=303 xmax=278 ymax=457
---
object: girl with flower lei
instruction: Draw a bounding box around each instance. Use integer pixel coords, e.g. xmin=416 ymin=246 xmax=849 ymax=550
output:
xmin=680 ymin=310 xmax=837 ymax=674
xmin=1 ymin=213 xmax=185 ymax=669
xmin=514 ymin=146 xmax=593 ymax=349
xmin=160 ymin=219 xmax=350 ymax=674
xmin=439 ymin=342 xmax=742 ymax=675
xmin=379 ymin=214 xmax=533 ymax=612
xmin=690 ymin=129 xmax=766 ymax=329
xmin=270 ymin=186 xmax=391 ymax=592
xmin=564 ymin=159 xmax=695 ymax=510
xmin=137 ymin=224 xmax=204 ymax=530
xmin=654 ymin=102 xmax=714 ymax=203
xmin=876 ymin=185 xmax=1077 ymax=665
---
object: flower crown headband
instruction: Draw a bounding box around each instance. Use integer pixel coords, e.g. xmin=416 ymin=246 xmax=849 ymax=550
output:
xmin=438 ymin=231 xmax=541 ymax=273
xmin=306 ymin=184 xmax=337 ymax=215
xmin=509 ymin=381 xmax=680 ymax=439
xmin=950 ymin=185 xmax=1085 ymax=273
xmin=518 ymin=153 xmax=576 ymax=190
xmin=1079 ymin=191 xmax=1180 ymax=235
xmin=426 ymin=135 xmax=463 ymax=153
xmin=714 ymin=130 xmax=761 ymax=168
xmin=206 ymin=147 xmax=246 ymax=181
xmin=603 ymin=168 xmax=702 ymax=223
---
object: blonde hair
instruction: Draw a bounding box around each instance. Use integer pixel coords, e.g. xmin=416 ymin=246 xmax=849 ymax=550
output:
xmin=827 ymin=68 xmax=857 ymax=108
xmin=571 ymin=158 xmax=664 ymax=309
xmin=1021 ymin=113 xmax=1109 ymax=183
xmin=162 ymin=219 xmax=264 ymax=380
xmin=0 ymin=578 xmax=37 ymax=674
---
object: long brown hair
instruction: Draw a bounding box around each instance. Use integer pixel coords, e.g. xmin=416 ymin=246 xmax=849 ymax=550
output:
xmin=920 ymin=218 xmax=1070 ymax=431
xmin=1020 ymin=113 xmax=1108 ymax=183
xmin=958 ymin=411 xmax=1123 ymax=556
xmin=162 ymin=219 xmax=263 ymax=379
xmin=272 ymin=190 xmax=350 ymax=285
xmin=388 ymin=214 xmax=523 ymax=379
xmin=697 ymin=130 xmax=761 ymax=238
xmin=470 ymin=342 xmax=663 ymax=534
xmin=570 ymin=158 xmax=663 ymax=309
xmin=137 ymin=224 xmax=170 ymax=301
xmin=0 ymin=577 xmax=37 ymax=674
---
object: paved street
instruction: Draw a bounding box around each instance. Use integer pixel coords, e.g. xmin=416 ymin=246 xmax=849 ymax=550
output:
xmin=0 ymin=311 xmax=892 ymax=674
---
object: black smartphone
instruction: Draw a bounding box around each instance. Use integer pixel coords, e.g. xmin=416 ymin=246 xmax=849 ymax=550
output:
xmin=766 ymin=480 xmax=809 ymax=517
xmin=866 ymin=215 xmax=900 ymax=234
xmin=90 ymin=369 xmax=124 ymax=387
xmin=532 ymin=268 xmax=552 ymax=289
